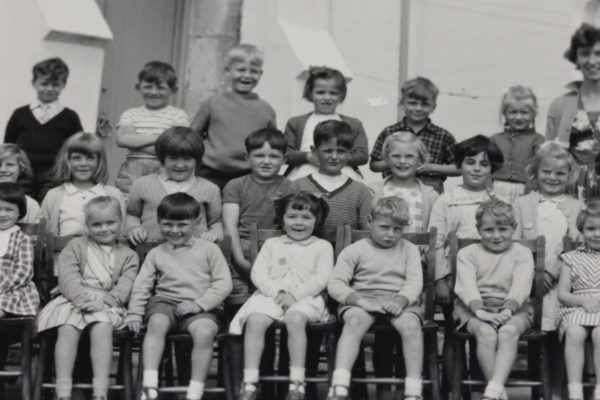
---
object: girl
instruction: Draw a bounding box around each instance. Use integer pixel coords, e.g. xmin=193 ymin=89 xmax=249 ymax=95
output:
xmin=0 ymin=143 xmax=41 ymax=223
xmin=284 ymin=66 xmax=368 ymax=181
xmin=41 ymin=132 xmax=125 ymax=236
xmin=454 ymin=199 xmax=535 ymax=400
xmin=558 ymin=200 xmax=600 ymax=400
xmin=368 ymin=131 xmax=439 ymax=233
xmin=491 ymin=86 xmax=545 ymax=204
xmin=0 ymin=182 xmax=39 ymax=318
xmin=36 ymin=196 xmax=139 ymax=400
xmin=229 ymin=192 xmax=334 ymax=400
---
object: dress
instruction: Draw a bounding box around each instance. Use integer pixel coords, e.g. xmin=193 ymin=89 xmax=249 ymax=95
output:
xmin=568 ymin=104 xmax=600 ymax=199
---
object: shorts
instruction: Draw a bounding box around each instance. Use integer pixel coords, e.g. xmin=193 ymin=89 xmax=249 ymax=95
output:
xmin=337 ymin=291 xmax=425 ymax=321
xmin=144 ymin=296 xmax=221 ymax=332
xmin=453 ymin=297 xmax=533 ymax=332
xmin=115 ymin=157 xmax=161 ymax=194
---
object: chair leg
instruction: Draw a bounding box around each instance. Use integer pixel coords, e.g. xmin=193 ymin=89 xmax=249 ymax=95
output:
xmin=219 ymin=337 xmax=235 ymax=400
xmin=426 ymin=332 xmax=441 ymax=400
xmin=33 ymin=333 xmax=48 ymax=400
xmin=451 ymin=338 xmax=464 ymax=400
xmin=135 ymin=348 xmax=143 ymax=400
xmin=540 ymin=338 xmax=553 ymax=400
xmin=121 ymin=337 xmax=133 ymax=400
xmin=528 ymin=342 xmax=541 ymax=400
xmin=21 ymin=324 xmax=33 ymax=400
xmin=326 ymin=328 xmax=336 ymax=383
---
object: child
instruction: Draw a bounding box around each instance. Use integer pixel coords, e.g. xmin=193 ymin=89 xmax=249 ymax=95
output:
xmin=126 ymin=193 xmax=232 ymax=400
xmin=191 ymin=44 xmax=277 ymax=189
xmin=293 ymin=120 xmax=372 ymax=230
xmin=368 ymin=131 xmax=439 ymax=233
xmin=223 ymin=128 xmax=297 ymax=307
xmin=326 ymin=196 xmax=424 ymax=400
xmin=114 ymin=61 xmax=190 ymax=195
xmin=0 ymin=182 xmax=40 ymax=318
xmin=127 ymin=126 xmax=222 ymax=244
xmin=5 ymin=57 xmax=83 ymax=202
xmin=41 ymin=132 xmax=125 ymax=236
xmin=491 ymin=86 xmax=545 ymax=204
xmin=0 ymin=143 xmax=41 ymax=223
xmin=36 ymin=196 xmax=139 ymax=400
xmin=230 ymin=192 xmax=333 ymax=400
xmin=369 ymin=77 xmax=458 ymax=193
xmin=284 ymin=66 xmax=368 ymax=180
xmin=453 ymin=199 xmax=534 ymax=400
xmin=558 ymin=200 xmax=600 ymax=400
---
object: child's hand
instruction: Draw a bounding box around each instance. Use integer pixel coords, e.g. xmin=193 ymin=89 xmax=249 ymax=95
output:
xmin=498 ymin=309 xmax=513 ymax=325
xmin=127 ymin=318 xmax=142 ymax=334
xmin=356 ymin=298 xmax=385 ymax=313
xmin=543 ymin=271 xmax=556 ymax=293
xmin=417 ymin=163 xmax=438 ymax=174
xmin=306 ymin=153 xmax=320 ymax=167
xmin=581 ymin=298 xmax=600 ymax=313
xmin=435 ymin=279 xmax=452 ymax=305
xmin=175 ymin=301 xmax=202 ymax=317
xmin=80 ymin=299 xmax=106 ymax=313
xmin=275 ymin=292 xmax=297 ymax=310
xmin=381 ymin=299 xmax=404 ymax=316
xmin=128 ymin=226 xmax=147 ymax=246
xmin=474 ymin=309 xmax=504 ymax=327
xmin=200 ymin=232 xmax=219 ymax=242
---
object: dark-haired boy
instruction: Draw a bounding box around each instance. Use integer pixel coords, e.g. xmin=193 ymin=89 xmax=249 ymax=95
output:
xmin=5 ymin=57 xmax=83 ymax=201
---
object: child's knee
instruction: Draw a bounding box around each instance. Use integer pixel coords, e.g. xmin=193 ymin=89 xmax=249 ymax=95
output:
xmin=245 ymin=313 xmax=273 ymax=333
xmin=591 ymin=327 xmax=600 ymax=342
xmin=188 ymin=320 xmax=218 ymax=346
xmin=473 ymin=323 xmax=497 ymax=343
xmin=283 ymin=311 xmax=308 ymax=331
xmin=394 ymin=313 xmax=421 ymax=336
xmin=498 ymin=324 xmax=520 ymax=342
xmin=146 ymin=313 xmax=171 ymax=335
xmin=566 ymin=326 xmax=588 ymax=343
xmin=342 ymin=310 xmax=373 ymax=334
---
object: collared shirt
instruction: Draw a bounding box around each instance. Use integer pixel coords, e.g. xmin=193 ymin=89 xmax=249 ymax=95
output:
xmin=58 ymin=183 xmax=107 ymax=236
xmin=0 ymin=225 xmax=20 ymax=256
xmin=29 ymin=100 xmax=64 ymax=124
xmin=491 ymin=129 xmax=544 ymax=183
xmin=158 ymin=171 xmax=196 ymax=194
xmin=370 ymin=118 xmax=457 ymax=180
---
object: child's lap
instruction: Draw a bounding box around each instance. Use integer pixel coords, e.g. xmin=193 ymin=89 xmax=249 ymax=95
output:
xmin=454 ymin=297 xmax=533 ymax=332
xmin=339 ymin=305 xmax=423 ymax=327
xmin=465 ymin=314 xmax=530 ymax=336
xmin=245 ymin=293 xmax=326 ymax=323
xmin=144 ymin=296 xmax=221 ymax=333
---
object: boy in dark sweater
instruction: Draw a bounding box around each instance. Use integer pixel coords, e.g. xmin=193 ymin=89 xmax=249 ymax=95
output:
xmin=5 ymin=58 xmax=83 ymax=202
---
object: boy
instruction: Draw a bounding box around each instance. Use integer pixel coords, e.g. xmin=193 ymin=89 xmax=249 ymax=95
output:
xmin=5 ymin=57 xmax=83 ymax=202
xmin=327 ymin=196 xmax=424 ymax=400
xmin=369 ymin=77 xmax=458 ymax=193
xmin=115 ymin=61 xmax=189 ymax=195
xmin=191 ymin=44 xmax=277 ymax=189
xmin=293 ymin=120 xmax=372 ymax=230
xmin=127 ymin=192 xmax=232 ymax=400
xmin=127 ymin=127 xmax=222 ymax=244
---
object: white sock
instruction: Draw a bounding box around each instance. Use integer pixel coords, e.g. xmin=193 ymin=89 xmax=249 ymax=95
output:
xmin=595 ymin=384 xmax=600 ymax=400
xmin=142 ymin=370 xmax=159 ymax=388
xmin=289 ymin=366 xmax=305 ymax=382
xmin=55 ymin=378 xmax=72 ymax=398
xmin=483 ymin=381 xmax=504 ymax=399
xmin=331 ymin=369 xmax=351 ymax=388
xmin=186 ymin=380 xmax=205 ymax=400
xmin=405 ymin=377 xmax=423 ymax=397
xmin=243 ymin=368 xmax=260 ymax=384
xmin=569 ymin=383 xmax=584 ymax=400
xmin=92 ymin=377 xmax=110 ymax=397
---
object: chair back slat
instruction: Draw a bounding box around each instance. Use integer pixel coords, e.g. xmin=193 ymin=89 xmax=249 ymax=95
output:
xmin=563 ymin=236 xmax=582 ymax=252
xmin=18 ymin=219 xmax=48 ymax=304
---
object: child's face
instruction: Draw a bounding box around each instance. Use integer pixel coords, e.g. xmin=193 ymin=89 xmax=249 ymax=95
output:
xmin=159 ymin=218 xmax=199 ymax=247
xmin=86 ymin=208 xmax=121 ymax=245
xmin=226 ymin=60 xmax=262 ymax=94
xmin=477 ymin=214 xmax=515 ymax=253
xmin=163 ymin=155 xmax=196 ymax=182
xmin=369 ymin=215 xmax=404 ymax=248
xmin=537 ymin=158 xmax=569 ymax=197
xmin=504 ymin=101 xmax=535 ymax=132
xmin=312 ymin=78 xmax=342 ymax=115
xmin=0 ymin=200 xmax=19 ymax=231
xmin=461 ymin=151 xmax=491 ymax=191
xmin=402 ymin=96 xmax=435 ymax=125
xmin=312 ymin=138 xmax=351 ymax=176
xmin=0 ymin=156 xmax=21 ymax=183
xmin=68 ymin=152 xmax=99 ymax=184
xmin=386 ymin=142 xmax=420 ymax=180
xmin=137 ymin=79 xmax=174 ymax=110
xmin=247 ymin=142 xmax=285 ymax=182
xmin=283 ymin=206 xmax=316 ymax=241
xmin=582 ymin=215 xmax=600 ymax=251
xmin=32 ymin=75 xmax=65 ymax=104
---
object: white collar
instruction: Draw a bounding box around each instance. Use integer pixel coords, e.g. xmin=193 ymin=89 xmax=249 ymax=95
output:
xmin=30 ymin=99 xmax=61 ymax=110
xmin=0 ymin=225 xmax=19 ymax=235
xmin=64 ymin=182 xmax=103 ymax=195
xmin=158 ymin=171 xmax=196 ymax=184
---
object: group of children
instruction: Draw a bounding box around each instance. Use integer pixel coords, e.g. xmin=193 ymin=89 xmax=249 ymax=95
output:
xmin=1 ymin=42 xmax=600 ymax=400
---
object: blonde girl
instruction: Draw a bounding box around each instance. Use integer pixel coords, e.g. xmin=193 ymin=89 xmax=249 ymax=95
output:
xmin=0 ymin=143 xmax=41 ymax=223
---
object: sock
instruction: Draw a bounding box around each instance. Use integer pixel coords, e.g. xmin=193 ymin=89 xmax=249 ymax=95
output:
xmin=92 ymin=378 xmax=110 ymax=398
xmin=404 ymin=377 xmax=423 ymax=397
xmin=595 ymin=384 xmax=600 ymax=400
xmin=243 ymin=368 xmax=260 ymax=384
xmin=55 ymin=378 xmax=72 ymax=398
xmin=142 ymin=369 xmax=159 ymax=388
xmin=331 ymin=369 xmax=351 ymax=388
xmin=483 ymin=381 xmax=504 ymax=399
xmin=290 ymin=366 xmax=305 ymax=382
xmin=569 ymin=383 xmax=584 ymax=400
xmin=186 ymin=380 xmax=205 ymax=400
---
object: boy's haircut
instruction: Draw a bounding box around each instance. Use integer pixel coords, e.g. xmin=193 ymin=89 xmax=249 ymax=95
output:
xmin=564 ymin=23 xmax=600 ymax=64
xmin=302 ymin=66 xmax=347 ymax=102
xmin=475 ymin=198 xmax=517 ymax=229
xmin=155 ymin=126 xmax=204 ymax=164
xmin=0 ymin=144 xmax=33 ymax=180
xmin=157 ymin=192 xmax=201 ymax=221
xmin=400 ymin=76 xmax=439 ymax=104
xmin=576 ymin=199 xmax=600 ymax=232
xmin=0 ymin=182 xmax=27 ymax=219
xmin=501 ymin=85 xmax=538 ymax=119
xmin=454 ymin=134 xmax=504 ymax=173
xmin=245 ymin=128 xmax=287 ymax=154
xmin=525 ymin=142 xmax=579 ymax=189
xmin=370 ymin=196 xmax=411 ymax=227
xmin=274 ymin=191 xmax=329 ymax=229
xmin=84 ymin=196 xmax=122 ymax=223
xmin=382 ymin=131 xmax=430 ymax=164
xmin=313 ymin=120 xmax=353 ymax=149
xmin=32 ymin=57 xmax=69 ymax=82
xmin=226 ymin=43 xmax=264 ymax=67
xmin=54 ymin=132 xmax=108 ymax=184
xmin=138 ymin=61 xmax=178 ymax=90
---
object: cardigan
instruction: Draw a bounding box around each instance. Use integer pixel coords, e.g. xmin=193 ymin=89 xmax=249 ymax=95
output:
xmin=545 ymin=82 xmax=580 ymax=147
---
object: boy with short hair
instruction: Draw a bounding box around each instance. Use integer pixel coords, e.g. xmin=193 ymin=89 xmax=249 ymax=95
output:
xmin=126 ymin=126 xmax=222 ymax=245
xmin=5 ymin=57 xmax=83 ymax=202
xmin=327 ymin=196 xmax=424 ymax=400
xmin=127 ymin=192 xmax=232 ymax=400
xmin=115 ymin=61 xmax=189 ymax=195
xmin=369 ymin=76 xmax=458 ymax=193
xmin=293 ymin=120 xmax=372 ymax=230
xmin=191 ymin=44 xmax=277 ymax=189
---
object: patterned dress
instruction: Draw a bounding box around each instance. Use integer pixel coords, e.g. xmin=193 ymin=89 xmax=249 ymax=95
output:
xmin=569 ymin=104 xmax=600 ymax=200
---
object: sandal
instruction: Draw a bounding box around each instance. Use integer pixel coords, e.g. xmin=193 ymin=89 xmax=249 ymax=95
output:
xmin=326 ymin=385 xmax=349 ymax=400
xmin=140 ymin=386 xmax=159 ymax=400
xmin=285 ymin=381 xmax=306 ymax=400
xmin=237 ymin=382 xmax=258 ymax=400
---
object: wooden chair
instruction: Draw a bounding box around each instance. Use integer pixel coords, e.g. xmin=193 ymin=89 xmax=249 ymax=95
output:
xmin=342 ymin=226 xmax=441 ymax=400
xmin=0 ymin=219 xmax=47 ymax=400
xmin=33 ymin=234 xmax=134 ymax=400
xmin=448 ymin=234 xmax=551 ymax=400
xmin=133 ymin=237 xmax=235 ymax=400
